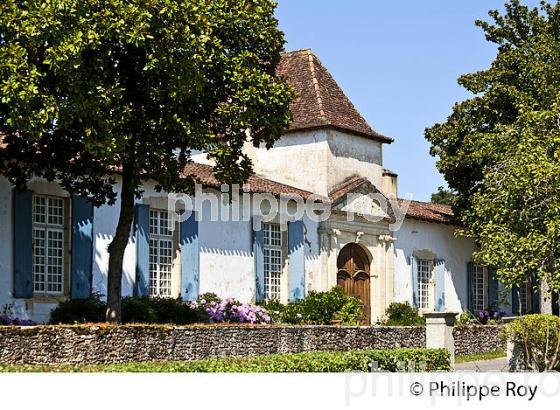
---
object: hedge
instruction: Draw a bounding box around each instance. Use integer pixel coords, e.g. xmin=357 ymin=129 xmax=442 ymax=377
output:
xmin=0 ymin=348 xmax=450 ymax=373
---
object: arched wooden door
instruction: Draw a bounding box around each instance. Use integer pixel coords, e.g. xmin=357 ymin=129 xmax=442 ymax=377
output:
xmin=337 ymin=244 xmax=371 ymax=324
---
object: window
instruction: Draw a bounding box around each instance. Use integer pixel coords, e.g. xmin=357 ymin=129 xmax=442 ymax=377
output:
xmin=32 ymin=195 xmax=66 ymax=294
xmin=417 ymin=259 xmax=433 ymax=309
xmin=149 ymin=210 xmax=174 ymax=297
xmin=263 ymin=223 xmax=283 ymax=301
xmin=472 ymin=264 xmax=488 ymax=311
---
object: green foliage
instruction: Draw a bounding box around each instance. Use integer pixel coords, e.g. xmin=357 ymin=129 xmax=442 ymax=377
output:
xmin=425 ymin=1 xmax=560 ymax=292
xmin=0 ymin=0 xmax=294 ymax=320
xmin=122 ymin=297 xmax=200 ymax=325
xmin=0 ymin=0 xmax=294 ymax=194
xmin=50 ymin=296 xmax=200 ymax=325
xmin=430 ymin=186 xmax=456 ymax=206
xmin=504 ymin=314 xmax=560 ymax=371
xmin=380 ymin=302 xmax=425 ymax=326
xmin=259 ymin=287 xmax=365 ymax=325
xmin=0 ymin=349 xmax=451 ymax=373
xmin=333 ymin=297 xmax=364 ymax=326
xmin=457 ymin=311 xmax=477 ymax=326
xmin=48 ymin=295 xmax=106 ymax=324
xmin=455 ymin=350 xmax=506 ymax=364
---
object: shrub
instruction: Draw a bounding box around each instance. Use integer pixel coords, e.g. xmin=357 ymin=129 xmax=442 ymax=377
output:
xmin=121 ymin=297 xmax=157 ymax=324
xmin=333 ymin=296 xmax=364 ymax=325
xmin=475 ymin=309 xmax=506 ymax=325
xmin=0 ymin=348 xmax=450 ymax=373
xmin=142 ymin=349 xmax=450 ymax=372
xmin=0 ymin=315 xmax=36 ymax=326
xmin=301 ymin=287 xmax=356 ymax=325
xmin=457 ymin=311 xmax=477 ymax=325
xmin=50 ymin=296 xmax=200 ymax=325
xmin=258 ymin=287 xmax=364 ymax=325
xmin=257 ymin=300 xmax=286 ymax=323
xmin=503 ymin=314 xmax=560 ymax=371
xmin=380 ymin=302 xmax=425 ymax=326
xmin=48 ymin=295 xmax=106 ymax=324
xmin=192 ymin=295 xmax=270 ymax=324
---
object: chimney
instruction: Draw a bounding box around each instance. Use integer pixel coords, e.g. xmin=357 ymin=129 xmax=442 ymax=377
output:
xmin=382 ymin=169 xmax=398 ymax=199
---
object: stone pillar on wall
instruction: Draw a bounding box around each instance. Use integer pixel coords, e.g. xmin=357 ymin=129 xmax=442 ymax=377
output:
xmin=327 ymin=229 xmax=341 ymax=289
xmin=540 ymin=279 xmax=553 ymax=314
xmin=424 ymin=312 xmax=457 ymax=367
xmin=379 ymin=234 xmax=395 ymax=314
xmin=318 ymin=228 xmax=331 ymax=292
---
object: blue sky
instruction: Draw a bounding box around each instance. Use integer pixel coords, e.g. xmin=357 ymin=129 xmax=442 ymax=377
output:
xmin=275 ymin=0 xmax=540 ymax=201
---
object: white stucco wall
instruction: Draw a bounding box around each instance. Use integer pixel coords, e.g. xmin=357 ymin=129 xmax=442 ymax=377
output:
xmin=0 ymin=176 xmax=322 ymax=322
xmin=249 ymin=129 xmax=331 ymax=195
xmin=326 ymin=129 xmax=384 ymax=193
xmin=393 ymin=218 xmax=509 ymax=314
xmin=248 ymin=128 xmax=384 ymax=197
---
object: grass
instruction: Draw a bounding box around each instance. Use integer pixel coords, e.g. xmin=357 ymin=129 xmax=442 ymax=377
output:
xmin=455 ymin=350 xmax=506 ymax=364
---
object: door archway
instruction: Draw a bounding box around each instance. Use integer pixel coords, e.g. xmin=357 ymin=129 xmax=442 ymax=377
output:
xmin=337 ymin=243 xmax=371 ymax=324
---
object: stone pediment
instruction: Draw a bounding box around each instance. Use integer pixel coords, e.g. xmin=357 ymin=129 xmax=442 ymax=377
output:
xmin=329 ymin=176 xmax=391 ymax=220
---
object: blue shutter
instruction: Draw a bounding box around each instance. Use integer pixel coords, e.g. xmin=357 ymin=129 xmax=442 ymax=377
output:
xmin=488 ymin=266 xmax=499 ymax=310
xmin=410 ymin=255 xmax=418 ymax=307
xmin=512 ymin=284 xmax=519 ymax=315
xmin=288 ymin=220 xmax=305 ymax=302
xmin=253 ymin=217 xmax=264 ymax=302
xmin=134 ymin=204 xmax=150 ymax=297
xmin=70 ymin=196 xmax=94 ymax=299
xmin=466 ymin=262 xmax=474 ymax=312
xmin=13 ymin=190 xmax=33 ymax=298
xmin=434 ymin=259 xmax=446 ymax=312
xmin=531 ymin=271 xmax=540 ymax=313
xmin=180 ymin=212 xmax=199 ymax=301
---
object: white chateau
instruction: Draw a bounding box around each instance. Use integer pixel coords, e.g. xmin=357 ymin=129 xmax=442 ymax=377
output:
xmin=0 ymin=49 xmax=538 ymax=323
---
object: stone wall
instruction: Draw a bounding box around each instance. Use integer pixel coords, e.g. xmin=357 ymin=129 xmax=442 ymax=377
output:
xmin=0 ymin=325 xmax=426 ymax=365
xmin=453 ymin=325 xmax=505 ymax=356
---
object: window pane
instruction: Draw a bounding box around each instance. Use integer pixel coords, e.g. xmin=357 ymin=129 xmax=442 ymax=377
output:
xmin=33 ymin=229 xmax=46 ymax=292
xmin=417 ymin=259 xmax=432 ymax=309
xmin=32 ymin=194 xmax=65 ymax=294
xmin=149 ymin=210 xmax=174 ymax=297
xmin=472 ymin=264 xmax=486 ymax=311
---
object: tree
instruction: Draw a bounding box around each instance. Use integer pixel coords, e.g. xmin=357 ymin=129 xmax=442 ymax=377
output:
xmin=430 ymin=186 xmax=456 ymax=206
xmin=0 ymin=0 xmax=294 ymax=322
xmin=425 ymin=0 xmax=560 ymax=294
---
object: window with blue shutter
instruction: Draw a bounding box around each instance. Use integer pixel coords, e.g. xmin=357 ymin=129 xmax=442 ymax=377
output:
xmin=13 ymin=190 xmax=33 ymax=298
xmin=410 ymin=255 xmax=418 ymax=307
xmin=180 ymin=211 xmax=199 ymax=301
xmin=253 ymin=217 xmax=264 ymax=302
xmin=466 ymin=262 xmax=474 ymax=312
xmin=288 ymin=220 xmax=305 ymax=302
xmin=134 ymin=204 xmax=150 ymax=297
xmin=70 ymin=196 xmax=94 ymax=299
xmin=434 ymin=259 xmax=446 ymax=312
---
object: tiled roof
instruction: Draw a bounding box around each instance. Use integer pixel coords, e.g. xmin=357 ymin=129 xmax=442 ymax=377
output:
xmin=278 ymin=49 xmax=393 ymax=143
xmin=182 ymin=162 xmax=321 ymax=200
xmin=329 ymin=176 xmax=372 ymax=203
xmin=400 ymin=199 xmax=457 ymax=225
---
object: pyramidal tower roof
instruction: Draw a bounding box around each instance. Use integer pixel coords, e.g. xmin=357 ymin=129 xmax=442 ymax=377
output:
xmin=277 ymin=49 xmax=392 ymax=143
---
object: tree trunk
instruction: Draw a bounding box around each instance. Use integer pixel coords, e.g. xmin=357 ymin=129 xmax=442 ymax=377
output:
xmin=106 ymin=169 xmax=136 ymax=323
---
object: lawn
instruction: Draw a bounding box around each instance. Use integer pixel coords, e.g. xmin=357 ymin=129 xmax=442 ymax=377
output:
xmin=455 ymin=350 xmax=506 ymax=364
